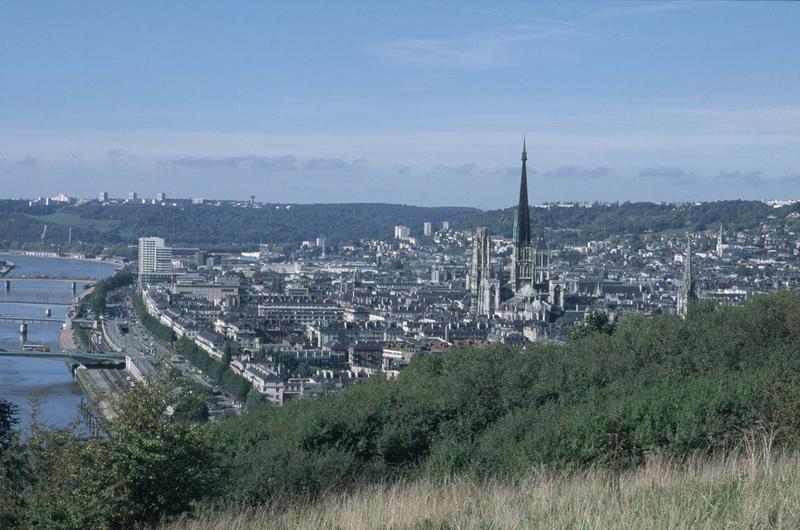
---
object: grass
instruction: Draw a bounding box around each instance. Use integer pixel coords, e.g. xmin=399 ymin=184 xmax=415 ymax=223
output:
xmin=26 ymin=212 xmax=121 ymax=232
xmin=165 ymin=437 xmax=800 ymax=530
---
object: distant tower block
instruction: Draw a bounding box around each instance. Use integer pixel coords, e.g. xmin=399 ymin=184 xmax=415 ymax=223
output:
xmin=98 ymin=191 xmax=109 ymax=202
xmin=442 ymin=221 xmax=450 ymax=231
xmin=423 ymin=222 xmax=432 ymax=237
xmin=156 ymin=192 xmax=166 ymax=202
xmin=316 ymin=237 xmax=327 ymax=258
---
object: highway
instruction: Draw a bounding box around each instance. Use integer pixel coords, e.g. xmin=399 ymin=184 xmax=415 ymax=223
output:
xmin=103 ymin=287 xmax=238 ymax=416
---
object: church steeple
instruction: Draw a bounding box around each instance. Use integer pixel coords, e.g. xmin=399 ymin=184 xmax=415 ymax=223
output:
xmin=678 ymin=233 xmax=698 ymax=318
xmin=513 ymin=137 xmax=531 ymax=245
xmin=684 ymin=235 xmax=695 ymax=297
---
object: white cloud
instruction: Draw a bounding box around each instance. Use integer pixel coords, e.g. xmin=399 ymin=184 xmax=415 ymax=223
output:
xmin=545 ymin=165 xmax=610 ymax=179
xmin=364 ymin=24 xmax=581 ymax=69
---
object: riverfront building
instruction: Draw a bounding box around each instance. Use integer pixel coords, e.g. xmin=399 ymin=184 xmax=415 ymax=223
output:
xmin=138 ymin=237 xmax=174 ymax=287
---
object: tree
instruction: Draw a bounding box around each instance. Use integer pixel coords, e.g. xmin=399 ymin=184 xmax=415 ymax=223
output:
xmin=223 ymin=340 xmax=233 ymax=365
xmin=12 ymin=370 xmax=218 ymax=529
xmin=245 ymin=388 xmax=267 ymax=411
xmin=0 ymin=399 xmax=25 ymax=528
xmin=560 ymin=249 xmax=583 ymax=266
xmin=568 ymin=309 xmax=616 ymax=341
xmin=0 ymin=399 xmax=17 ymax=450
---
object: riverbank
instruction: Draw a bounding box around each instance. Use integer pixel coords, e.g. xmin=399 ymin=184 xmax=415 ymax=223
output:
xmin=58 ymin=328 xmax=77 ymax=351
xmin=0 ymin=250 xmax=123 ymax=269
xmin=75 ymin=366 xmax=127 ymax=422
xmin=0 ymin=253 xmax=117 ymax=430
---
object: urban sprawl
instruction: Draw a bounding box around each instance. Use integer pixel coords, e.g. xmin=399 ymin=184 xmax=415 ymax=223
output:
xmin=10 ymin=144 xmax=800 ymax=416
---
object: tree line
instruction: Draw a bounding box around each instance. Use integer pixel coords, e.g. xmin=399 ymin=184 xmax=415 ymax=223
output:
xmin=0 ymin=199 xmax=792 ymax=247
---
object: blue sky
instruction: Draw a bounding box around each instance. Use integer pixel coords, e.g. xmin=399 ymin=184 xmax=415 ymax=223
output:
xmin=1 ymin=1 xmax=798 ymax=207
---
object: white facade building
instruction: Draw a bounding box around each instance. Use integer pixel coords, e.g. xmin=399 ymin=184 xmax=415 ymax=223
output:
xmin=394 ymin=225 xmax=410 ymax=239
xmin=138 ymin=237 xmax=173 ymax=286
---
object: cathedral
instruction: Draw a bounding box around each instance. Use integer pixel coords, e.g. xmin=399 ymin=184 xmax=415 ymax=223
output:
xmin=510 ymin=138 xmax=549 ymax=297
xmin=471 ymin=139 xmax=554 ymax=321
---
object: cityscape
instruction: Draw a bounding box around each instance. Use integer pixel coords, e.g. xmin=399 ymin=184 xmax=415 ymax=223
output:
xmin=2 ymin=2 xmax=800 ymax=529
xmin=2 ymin=142 xmax=798 ymax=412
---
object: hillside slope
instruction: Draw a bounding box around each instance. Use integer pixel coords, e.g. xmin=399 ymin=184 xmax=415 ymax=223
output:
xmin=0 ymin=199 xmax=792 ymax=246
xmin=166 ymin=448 xmax=800 ymax=529
xmin=208 ymin=293 xmax=800 ymax=505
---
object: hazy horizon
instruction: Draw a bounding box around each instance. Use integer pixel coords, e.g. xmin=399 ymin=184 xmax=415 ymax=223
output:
xmin=1 ymin=1 xmax=798 ymax=207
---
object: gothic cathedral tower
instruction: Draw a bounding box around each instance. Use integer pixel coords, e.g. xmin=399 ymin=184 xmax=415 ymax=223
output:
xmin=510 ymin=139 xmax=536 ymax=294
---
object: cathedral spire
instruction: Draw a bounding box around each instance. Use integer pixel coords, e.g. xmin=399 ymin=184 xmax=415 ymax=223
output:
xmin=678 ymin=233 xmax=698 ymax=318
xmin=513 ymin=138 xmax=531 ymax=245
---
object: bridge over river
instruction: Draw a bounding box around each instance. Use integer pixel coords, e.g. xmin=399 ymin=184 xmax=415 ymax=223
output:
xmin=0 ymin=348 xmax=124 ymax=366
xmin=0 ymin=316 xmax=94 ymax=325
xmin=3 ymin=277 xmax=97 ymax=292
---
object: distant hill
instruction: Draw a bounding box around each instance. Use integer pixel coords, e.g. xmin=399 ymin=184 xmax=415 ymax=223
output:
xmin=0 ymin=201 xmax=479 ymax=247
xmin=0 ymin=199 xmax=793 ymax=247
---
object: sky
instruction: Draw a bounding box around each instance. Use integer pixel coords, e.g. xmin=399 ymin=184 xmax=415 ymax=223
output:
xmin=1 ymin=1 xmax=799 ymax=208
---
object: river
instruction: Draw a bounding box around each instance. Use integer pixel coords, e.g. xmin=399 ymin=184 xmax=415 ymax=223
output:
xmin=0 ymin=254 xmax=116 ymax=431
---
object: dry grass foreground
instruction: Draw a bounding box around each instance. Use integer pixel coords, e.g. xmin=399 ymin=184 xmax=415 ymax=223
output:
xmin=166 ymin=446 xmax=800 ymax=529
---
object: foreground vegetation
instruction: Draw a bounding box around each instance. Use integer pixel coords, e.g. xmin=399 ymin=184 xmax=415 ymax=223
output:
xmin=167 ymin=444 xmax=800 ymax=529
xmin=3 ymin=292 xmax=800 ymax=528
xmin=208 ymin=293 xmax=800 ymax=505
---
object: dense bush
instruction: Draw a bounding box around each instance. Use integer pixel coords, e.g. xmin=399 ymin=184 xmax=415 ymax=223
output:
xmin=209 ymin=292 xmax=800 ymax=503
xmin=0 ymin=375 xmax=216 ymax=528
xmin=89 ymin=269 xmax=134 ymax=316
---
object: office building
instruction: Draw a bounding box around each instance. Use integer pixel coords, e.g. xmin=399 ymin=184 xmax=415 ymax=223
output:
xmin=138 ymin=236 xmax=174 ymax=287
xmin=423 ymin=222 xmax=432 ymax=236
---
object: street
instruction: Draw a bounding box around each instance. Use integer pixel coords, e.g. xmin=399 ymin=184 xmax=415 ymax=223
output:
xmin=102 ymin=286 xmax=238 ymax=416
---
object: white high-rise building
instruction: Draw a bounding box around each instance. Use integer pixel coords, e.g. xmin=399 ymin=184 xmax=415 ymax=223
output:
xmin=316 ymin=237 xmax=327 ymax=257
xmin=98 ymin=191 xmax=109 ymax=202
xmin=128 ymin=192 xmax=138 ymax=201
xmin=138 ymin=237 xmax=173 ymax=287
xmin=442 ymin=221 xmax=450 ymax=231
xmin=423 ymin=222 xmax=432 ymax=236
xmin=156 ymin=192 xmax=166 ymax=202
xmin=394 ymin=225 xmax=410 ymax=239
